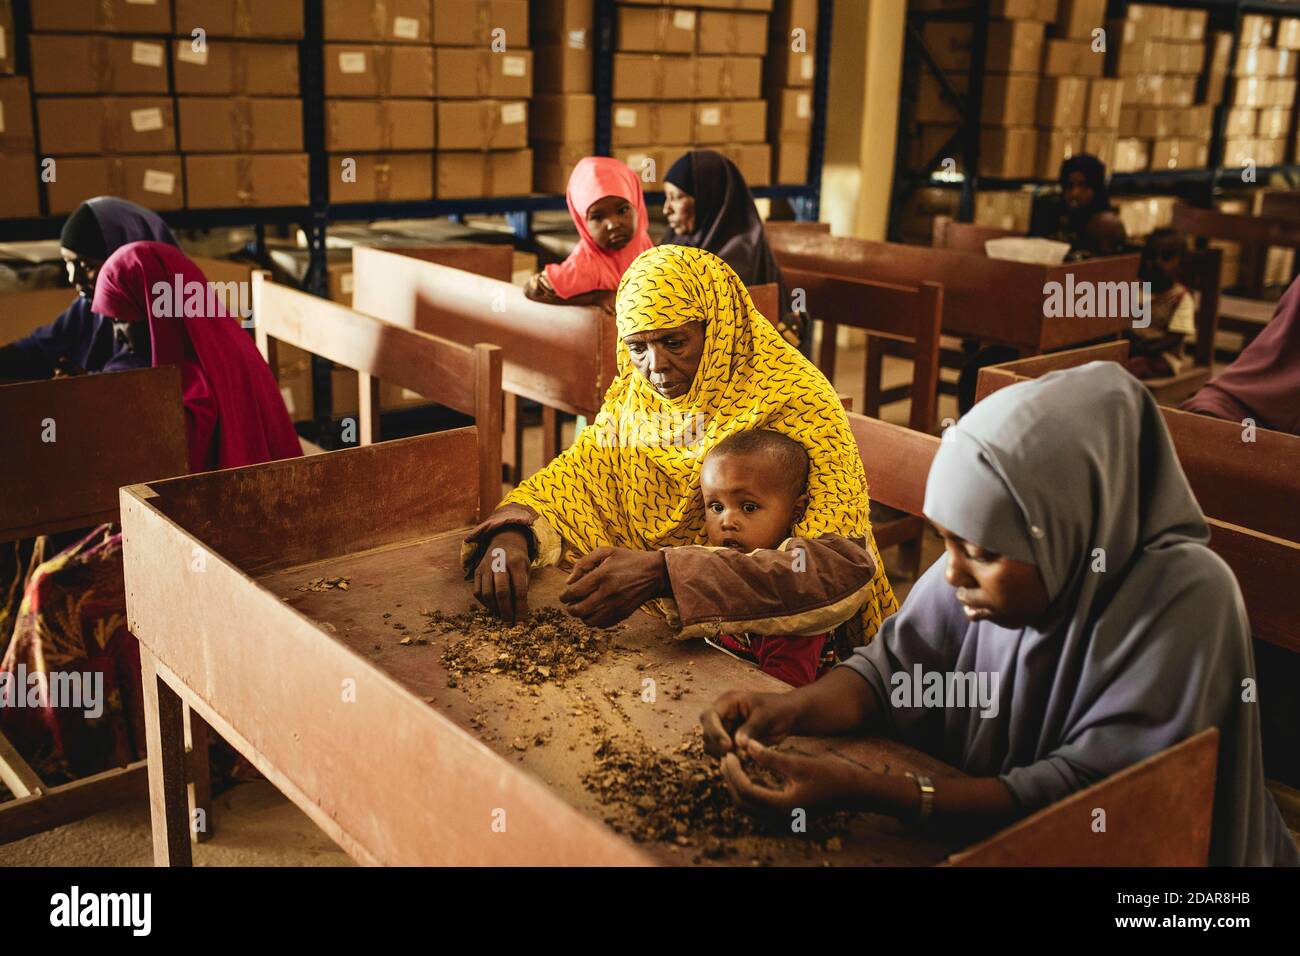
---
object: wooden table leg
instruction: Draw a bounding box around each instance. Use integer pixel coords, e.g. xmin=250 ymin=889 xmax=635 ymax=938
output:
xmin=184 ymin=705 xmax=213 ymax=844
xmin=864 ymin=334 xmax=885 ymax=419
xmin=542 ymin=405 xmax=562 ymax=464
xmin=502 ymin=392 xmax=522 ymax=485
xmin=141 ymin=649 xmax=193 ymax=866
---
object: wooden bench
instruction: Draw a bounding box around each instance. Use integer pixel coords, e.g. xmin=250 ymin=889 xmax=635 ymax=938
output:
xmin=351 ymin=245 xmax=615 ymax=484
xmin=0 ymin=367 xmax=213 ymax=845
xmin=251 ymin=271 xmax=504 ymax=521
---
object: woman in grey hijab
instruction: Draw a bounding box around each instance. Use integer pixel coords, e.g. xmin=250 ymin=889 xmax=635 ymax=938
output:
xmin=700 ymin=362 xmax=1298 ymax=866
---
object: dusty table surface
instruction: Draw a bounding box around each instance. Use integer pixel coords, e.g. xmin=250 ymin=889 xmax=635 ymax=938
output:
xmin=260 ymin=529 xmax=965 ymax=866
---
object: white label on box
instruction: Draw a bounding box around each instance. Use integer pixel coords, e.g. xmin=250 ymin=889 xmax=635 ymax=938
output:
xmin=699 ymin=107 xmax=721 ymax=126
xmin=142 ymin=169 xmax=176 ymax=195
xmin=341 ymin=273 xmax=354 ymax=295
xmin=502 ymin=55 xmax=526 ymax=77
xmin=801 ymin=55 xmax=814 ymax=80
xmin=796 ymin=93 xmax=811 ymax=119
xmin=130 ymin=107 xmax=164 ymax=132
xmin=501 ymin=102 xmax=526 ymax=125
xmin=132 ymin=42 xmax=164 ymax=68
xmin=568 ymin=29 xmax=587 ymax=50
xmin=614 ymin=107 xmax=638 ymax=128
xmin=339 ymin=52 xmax=368 ymax=74
xmin=176 ymin=42 xmax=208 ymax=65
xmin=393 ymin=16 xmax=420 ymax=39
xmin=673 ymin=10 xmax=696 ymax=30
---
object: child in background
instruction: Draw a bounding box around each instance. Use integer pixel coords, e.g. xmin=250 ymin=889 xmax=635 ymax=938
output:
xmin=694 ymin=430 xmax=868 ymax=687
xmin=1127 ymin=228 xmax=1196 ymax=379
xmin=524 ymin=156 xmax=653 ymax=309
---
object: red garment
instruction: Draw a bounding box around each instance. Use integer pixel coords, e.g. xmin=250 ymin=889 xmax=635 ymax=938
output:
xmin=713 ymin=632 xmax=829 ymax=688
xmin=543 ymin=157 xmax=653 ymax=298
xmin=92 ymin=241 xmax=302 ymax=471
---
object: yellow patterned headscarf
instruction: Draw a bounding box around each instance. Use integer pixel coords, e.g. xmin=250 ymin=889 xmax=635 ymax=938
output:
xmin=503 ymin=245 xmax=897 ymax=638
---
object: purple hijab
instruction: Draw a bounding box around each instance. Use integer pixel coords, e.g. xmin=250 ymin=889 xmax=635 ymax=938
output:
xmin=1181 ymin=274 xmax=1300 ymax=435
xmin=5 ymin=197 xmax=177 ymax=378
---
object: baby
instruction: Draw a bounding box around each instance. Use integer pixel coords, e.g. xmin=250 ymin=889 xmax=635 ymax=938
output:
xmin=698 ymin=429 xmax=839 ymax=687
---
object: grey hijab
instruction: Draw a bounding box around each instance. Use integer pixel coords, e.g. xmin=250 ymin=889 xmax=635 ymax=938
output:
xmin=844 ymin=362 xmax=1298 ymax=866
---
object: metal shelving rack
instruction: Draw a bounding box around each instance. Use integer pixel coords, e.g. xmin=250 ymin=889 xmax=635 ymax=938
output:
xmin=1 ymin=0 xmax=833 ymax=435
xmin=888 ymin=0 xmax=1300 ymax=240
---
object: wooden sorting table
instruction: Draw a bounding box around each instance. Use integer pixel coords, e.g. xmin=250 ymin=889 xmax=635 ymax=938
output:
xmin=121 ymin=430 xmax=964 ymax=867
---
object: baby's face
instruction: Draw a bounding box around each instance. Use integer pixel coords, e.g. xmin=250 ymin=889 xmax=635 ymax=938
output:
xmin=700 ymin=453 xmax=806 ymax=553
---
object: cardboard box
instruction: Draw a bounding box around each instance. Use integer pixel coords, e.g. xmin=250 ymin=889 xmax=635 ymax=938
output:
xmin=534 ymin=41 xmax=592 ymax=94
xmin=1223 ymin=137 xmax=1256 ymax=170
xmin=0 ymin=0 xmax=14 ymax=75
xmin=436 ymin=48 xmax=532 ymax=98
xmin=617 ymin=5 xmax=696 ymax=53
xmin=1036 ymin=76 xmax=1086 ymax=128
xmin=1239 ymin=14 xmax=1275 ymax=48
xmin=0 ymin=152 xmax=38 ymax=216
xmin=32 ymin=0 xmax=172 ymax=34
xmin=1112 ymin=194 xmax=1175 ymax=238
xmin=46 ymin=155 xmax=184 ymax=215
xmin=610 ymin=101 xmax=693 ymax=145
xmin=177 ymin=97 xmax=303 ymax=152
xmin=323 ymin=45 xmax=435 ymax=97
xmin=36 ymin=96 xmax=175 ymax=155
xmin=974 ymin=189 xmax=1034 ymax=232
xmin=1084 ymin=78 xmax=1122 ymax=129
xmin=1275 ymin=49 xmax=1300 ymax=78
xmin=913 ymin=0 xmax=1056 ymax=20
xmin=535 ymin=142 xmax=594 ymax=193
xmin=614 ymin=53 xmax=695 ymax=100
xmin=0 ymin=76 xmax=33 ymax=152
xmin=612 ymin=145 xmax=673 ymax=188
xmin=1109 ymin=39 xmax=1165 ymax=77
xmin=533 ymin=0 xmax=594 ymax=47
xmin=1052 ymin=0 xmax=1104 ymax=40
xmin=923 ymin=20 xmax=1045 ymax=75
xmin=173 ymin=40 xmax=299 ymax=95
xmin=174 ymin=0 xmax=304 ymax=38
xmin=1125 ymin=4 xmax=1170 ymax=40
xmin=29 ymin=35 xmax=169 ymax=94
xmin=1256 ymin=138 xmax=1286 ymax=167
xmin=435 ymin=149 xmax=532 ymax=198
xmin=325 ymin=99 xmax=436 ymax=152
xmin=1279 ymin=18 xmax=1300 ymax=51
xmin=774 ymin=132 xmax=809 ymax=184
xmin=1257 ymin=106 xmax=1290 ymax=140
xmin=695 ymin=56 xmax=763 ymax=98
xmin=325 ymin=0 xmax=431 ymax=43
xmin=1112 ymin=137 xmax=1149 ymax=173
xmin=434 ymin=0 xmax=530 ymax=47
xmin=769 ymin=88 xmax=810 ymax=134
xmin=329 ymin=153 xmax=433 ymax=203
xmin=185 ymin=153 xmax=310 ymax=207
xmin=1164 ymin=40 xmax=1204 ymax=75
xmin=916 ymin=72 xmax=1039 ymax=126
xmin=766 ymin=0 xmax=816 ymax=88
xmin=529 ymin=93 xmax=594 ymax=144
xmin=716 ymin=142 xmax=770 ymax=187
xmin=1235 ymin=46 xmax=1280 ymax=77
xmin=1042 ymin=38 xmax=1102 ymax=77
xmin=437 ymin=99 xmax=529 ymax=150
xmin=694 ymin=99 xmax=766 ymax=143
xmin=1149 ymin=138 xmax=1207 ymax=171
xmin=980 ymin=127 xmax=1038 ymax=179
xmin=1035 ymin=127 xmax=1084 ymax=179
xmin=698 ymin=11 xmax=768 ymax=55
xmin=1271 ymin=78 xmax=1297 ymax=108
xmin=1225 ymin=107 xmax=1257 ymax=138
xmin=1083 ymin=129 xmax=1115 ymax=170
xmin=1231 ymin=77 xmax=1269 ymax=108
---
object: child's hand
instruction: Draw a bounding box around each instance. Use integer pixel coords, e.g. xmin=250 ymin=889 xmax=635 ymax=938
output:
xmin=720 ymin=739 xmax=857 ymax=817
xmin=699 ymin=690 xmax=799 ymax=757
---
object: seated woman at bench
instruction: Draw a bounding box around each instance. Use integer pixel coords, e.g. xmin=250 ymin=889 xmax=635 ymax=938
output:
xmin=1126 ymin=229 xmax=1196 ymax=380
xmin=464 ymin=244 xmax=898 ymax=654
xmin=1 ymin=242 xmax=301 ymax=785
xmin=0 ymin=197 xmax=177 ymax=381
xmin=1029 ymin=153 xmax=1121 ymax=260
xmin=700 ymin=362 xmax=1299 ymax=866
xmin=524 ymin=156 xmax=652 ymax=310
xmin=659 ymin=150 xmax=801 ymax=349
xmin=1181 ymin=273 xmax=1300 ymax=435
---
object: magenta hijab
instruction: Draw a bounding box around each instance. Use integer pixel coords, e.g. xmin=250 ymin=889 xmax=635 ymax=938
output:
xmin=1182 ymin=275 xmax=1300 ymax=434
xmin=92 ymin=241 xmax=302 ymax=472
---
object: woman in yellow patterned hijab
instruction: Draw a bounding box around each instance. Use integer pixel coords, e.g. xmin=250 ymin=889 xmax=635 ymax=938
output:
xmin=464 ymin=244 xmax=897 ymax=639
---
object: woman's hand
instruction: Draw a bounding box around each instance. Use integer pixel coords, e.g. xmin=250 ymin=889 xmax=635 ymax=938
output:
xmin=699 ymin=690 xmax=802 ymax=758
xmin=472 ymin=528 xmax=532 ymax=623
xmin=558 ymin=546 xmax=668 ymax=628
xmin=721 ymin=740 xmax=864 ymax=817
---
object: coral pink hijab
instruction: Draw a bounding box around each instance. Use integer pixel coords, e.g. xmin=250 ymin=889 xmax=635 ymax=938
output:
xmin=92 ymin=241 xmax=302 ymax=472
xmin=543 ymin=157 xmax=653 ymax=299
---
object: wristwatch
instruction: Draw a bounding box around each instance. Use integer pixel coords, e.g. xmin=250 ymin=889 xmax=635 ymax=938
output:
xmin=905 ymin=771 xmax=935 ymax=823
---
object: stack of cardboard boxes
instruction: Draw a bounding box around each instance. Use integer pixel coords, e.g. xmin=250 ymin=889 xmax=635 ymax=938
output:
xmin=531 ymin=0 xmax=595 ymax=194
xmin=1110 ymin=4 xmax=1211 ymax=173
xmin=0 ymin=0 xmax=38 ymax=217
xmin=766 ymin=0 xmax=815 ymax=185
xmin=1221 ymin=15 xmax=1300 ymax=170
xmin=175 ymin=0 xmax=307 ymax=208
xmin=611 ymin=0 xmax=770 ymax=189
